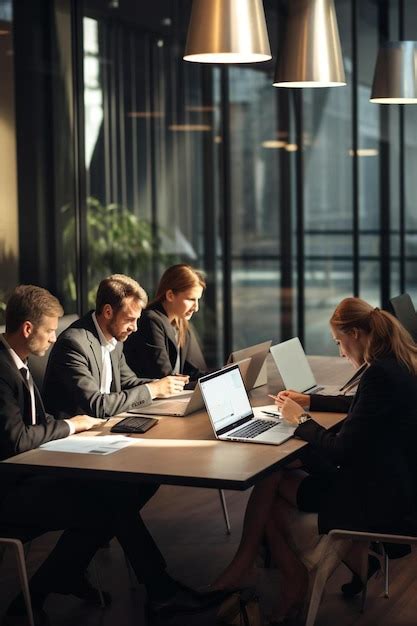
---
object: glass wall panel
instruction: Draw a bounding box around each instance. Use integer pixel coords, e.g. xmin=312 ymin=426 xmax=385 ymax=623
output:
xmin=357 ymin=1 xmax=380 ymax=305
xmin=229 ymin=67 xmax=281 ymax=349
xmin=82 ymin=2 xmax=222 ymax=364
xmin=0 ymin=0 xmax=18 ymax=320
xmin=303 ymin=0 xmax=353 ymax=354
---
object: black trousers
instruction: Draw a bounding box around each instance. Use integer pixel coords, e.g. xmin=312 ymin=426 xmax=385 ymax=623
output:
xmin=0 ymin=475 xmax=164 ymax=593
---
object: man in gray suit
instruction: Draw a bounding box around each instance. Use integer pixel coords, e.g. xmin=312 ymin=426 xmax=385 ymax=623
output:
xmin=43 ymin=274 xmax=188 ymax=419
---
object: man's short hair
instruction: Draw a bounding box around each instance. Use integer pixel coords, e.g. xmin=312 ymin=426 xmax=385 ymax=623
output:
xmin=5 ymin=285 xmax=64 ymax=333
xmin=95 ymin=274 xmax=148 ymax=314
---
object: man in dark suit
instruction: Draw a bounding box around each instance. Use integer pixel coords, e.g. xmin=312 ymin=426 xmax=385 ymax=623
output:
xmin=0 ymin=285 xmax=213 ymax=623
xmin=43 ymin=274 xmax=189 ymax=419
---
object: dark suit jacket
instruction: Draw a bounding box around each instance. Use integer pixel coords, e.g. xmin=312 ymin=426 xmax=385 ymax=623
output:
xmin=124 ymin=301 xmax=207 ymax=381
xmin=296 ymin=356 xmax=417 ymax=534
xmin=43 ymin=312 xmax=153 ymax=419
xmin=0 ymin=342 xmax=69 ymax=465
xmin=310 ymin=393 xmax=352 ymax=413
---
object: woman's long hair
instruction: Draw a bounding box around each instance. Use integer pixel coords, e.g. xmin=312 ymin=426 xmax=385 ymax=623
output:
xmin=151 ymin=264 xmax=206 ymax=347
xmin=330 ymin=297 xmax=417 ymax=374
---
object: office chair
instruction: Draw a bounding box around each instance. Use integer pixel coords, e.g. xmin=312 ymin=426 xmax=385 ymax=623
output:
xmin=305 ymin=527 xmax=417 ymax=626
xmin=0 ymin=528 xmax=38 ymax=626
xmin=389 ymin=293 xmax=417 ymax=343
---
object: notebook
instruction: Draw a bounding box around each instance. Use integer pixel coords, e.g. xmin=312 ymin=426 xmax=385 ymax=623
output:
xmin=227 ymin=340 xmax=272 ymax=389
xmin=199 ymin=364 xmax=295 ymax=445
xmin=130 ymin=358 xmax=252 ymax=417
xmin=269 ymin=337 xmax=346 ymax=395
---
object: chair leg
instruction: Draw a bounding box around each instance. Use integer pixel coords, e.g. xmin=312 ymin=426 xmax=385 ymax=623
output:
xmin=218 ymin=489 xmax=231 ymax=535
xmin=11 ymin=540 xmax=35 ymax=626
xmin=384 ymin=552 xmax=389 ymax=598
xmin=89 ymin=556 xmax=106 ymax=608
xmin=359 ymin=546 xmax=370 ymax=613
xmin=124 ymin=551 xmax=137 ymax=589
xmin=305 ymin=561 xmax=332 ymax=626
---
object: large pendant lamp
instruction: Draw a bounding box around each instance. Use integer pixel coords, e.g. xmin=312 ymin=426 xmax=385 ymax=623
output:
xmin=273 ymin=0 xmax=346 ymax=87
xmin=370 ymin=41 xmax=417 ymax=104
xmin=183 ymin=0 xmax=271 ymax=64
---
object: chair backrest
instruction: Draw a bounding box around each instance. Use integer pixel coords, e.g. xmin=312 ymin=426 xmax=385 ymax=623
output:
xmin=28 ymin=314 xmax=79 ymax=390
xmin=0 ymin=314 xmax=79 ymax=390
xmin=389 ymin=293 xmax=417 ymax=342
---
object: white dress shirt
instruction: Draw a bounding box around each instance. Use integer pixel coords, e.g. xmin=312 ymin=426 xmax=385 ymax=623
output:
xmin=92 ymin=312 xmax=117 ymax=394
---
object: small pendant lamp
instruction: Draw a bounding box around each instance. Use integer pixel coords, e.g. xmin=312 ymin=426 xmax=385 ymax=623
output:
xmin=370 ymin=41 xmax=417 ymax=104
xmin=183 ymin=0 xmax=271 ymax=64
xmin=273 ymin=0 xmax=346 ymax=88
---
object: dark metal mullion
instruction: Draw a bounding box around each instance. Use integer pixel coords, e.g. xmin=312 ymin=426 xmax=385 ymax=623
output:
xmin=378 ymin=1 xmax=391 ymax=308
xmin=130 ymin=33 xmax=139 ymax=214
xmin=201 ymin=66 xmax=218 ymax=365
xmin=102 ymin=26 xmax=111 ymax=206
xmin=109 ymin=23 xmax=118 ymax=202
xmin=399 ymin=0 xmax=406 ymax=292
xmin=293 ymin=91 xmax=304 ymax=346
xmin=221 ymin=67 xmax=233 ymax=360
xmin=70 ymin=0 xmax=88 ymax=313
xmin=148 ymin=34 xmax=159 ymax=289
xmin=117 ymin=24 xmax=127 ymax=209
xmin=352 ymin=0 xmax=359 ymax=296
xmin=279 ymin=91 xmax=293 ymax=340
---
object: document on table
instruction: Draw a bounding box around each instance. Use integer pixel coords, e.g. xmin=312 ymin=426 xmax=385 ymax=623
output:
xmin=40 ymin=435 xmax=134 ymax=455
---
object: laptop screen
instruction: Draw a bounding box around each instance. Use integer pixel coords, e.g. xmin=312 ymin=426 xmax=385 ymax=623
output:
xmin=270 ymin=337 xmax=316 ymax=393
xmin=199 ymin=365 xmax=253 ymax=435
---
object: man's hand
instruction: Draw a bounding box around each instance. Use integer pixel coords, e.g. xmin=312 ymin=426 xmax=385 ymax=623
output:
xmin=148 ymin=375 xmax=189 ymax=398
xmin=68 ymin=415 xmax=103 ymax=433
xmin=274 ymin=390 xmax=311 ymax=410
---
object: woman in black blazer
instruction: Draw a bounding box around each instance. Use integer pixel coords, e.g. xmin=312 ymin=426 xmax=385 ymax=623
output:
xmin=124 ymin=264 xmax=207 ymax=381
xmin=213 ymin=298 xmax=417 ymax=619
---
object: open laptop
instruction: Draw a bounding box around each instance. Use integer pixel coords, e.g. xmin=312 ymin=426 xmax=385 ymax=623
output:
xmin=227 ymin=340 xmax=272 ymax=389
xmin=199 ymin=364 xmax=295 ymax=445
xmin=130 ymin=358 xmax=252 ymax=417
xmin=270 ymin=337 xmax=346 ymax=395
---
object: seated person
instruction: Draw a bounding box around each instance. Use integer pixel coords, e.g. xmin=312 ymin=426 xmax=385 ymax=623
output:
xmin=276 ymin=364 xmax=368 ymax=414
xmin=0 ymin=285 xmax=209 ymax=622
xmin=43 ymin=273 xmax=188 ymax=419
xmin=124 ymin=264 xmax=207 ymax=382
xmin=212 ymin=298 xmax=417 ymax=621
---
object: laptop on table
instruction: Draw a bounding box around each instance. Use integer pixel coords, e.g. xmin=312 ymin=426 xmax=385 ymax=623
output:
xmin=199 ymin=364 xmax=295 ymax=446
xmin=130 ymin=359 xmax=252 ymax=417
xmin=269 ymin=337 xmax=354 ymax=396
xmin=227 ymin=340 xmax=272 ymax=390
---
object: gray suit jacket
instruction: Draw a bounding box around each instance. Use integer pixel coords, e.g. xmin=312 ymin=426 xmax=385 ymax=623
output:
xmin=43 ymin=312 xmax=153 ymax=419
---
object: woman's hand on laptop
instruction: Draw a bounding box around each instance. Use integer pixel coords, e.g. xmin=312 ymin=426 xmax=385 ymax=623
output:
xmin=270 ymin=390 xmax=311 ymax=410
xmin=148 ymin=375 xmax=189 ymax=398
xmin=279 ymin=397 xmax=305 ymax=425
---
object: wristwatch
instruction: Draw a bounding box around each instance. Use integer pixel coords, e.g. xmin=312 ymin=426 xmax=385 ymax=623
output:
xmin=296 ymin=412 xmax=311 ymax=425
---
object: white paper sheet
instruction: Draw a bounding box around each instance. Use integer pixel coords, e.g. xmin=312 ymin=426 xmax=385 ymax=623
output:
xmin=40 ymin=435 xmax=134 ymax=455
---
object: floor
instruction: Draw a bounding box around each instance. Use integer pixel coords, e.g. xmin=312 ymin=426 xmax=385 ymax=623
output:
xmin=1 ymin=485 xmax=417 ymax=626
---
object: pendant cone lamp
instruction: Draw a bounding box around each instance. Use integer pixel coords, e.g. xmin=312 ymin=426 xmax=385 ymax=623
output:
xmin=273 ymin=0 xmax=346 ymax=87
xmin=370 ymin=41 xmax=417 ymax=104
xmin=183 ymin=0 xmax=271 ymax=64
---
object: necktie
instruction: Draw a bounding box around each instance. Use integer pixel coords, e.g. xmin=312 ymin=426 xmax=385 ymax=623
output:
xmin=20 ymin=366 xmax=37 ymax=425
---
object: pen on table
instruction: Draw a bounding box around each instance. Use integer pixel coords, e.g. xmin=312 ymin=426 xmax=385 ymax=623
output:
xmin=262 ymin=410 xmax=281 ymax=418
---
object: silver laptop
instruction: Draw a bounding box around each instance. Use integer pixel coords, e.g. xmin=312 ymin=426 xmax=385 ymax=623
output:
xmin=227 ymin=340 xmax=272 ymax=389
xmin=269 ymin=337 xmax=342 ymax=395
xmin=131 ymin=359 xmax=252 ymax=417
xmin=199 ymin=364 xmax=295 ymax=445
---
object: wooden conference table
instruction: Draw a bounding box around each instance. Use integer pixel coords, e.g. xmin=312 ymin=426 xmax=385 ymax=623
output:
xmin=1 ymin=356 xmax=352 ymax=491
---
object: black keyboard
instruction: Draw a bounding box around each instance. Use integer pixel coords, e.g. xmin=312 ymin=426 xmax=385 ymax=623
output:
xmin=231 ymin=419 xmax=277 ymax=439
xmin=111 ymin=416 xmax=157 ymax=434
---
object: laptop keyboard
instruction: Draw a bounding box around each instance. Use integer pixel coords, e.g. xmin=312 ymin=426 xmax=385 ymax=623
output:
xmin=231 ymin=419 xmax=278 ymax=439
